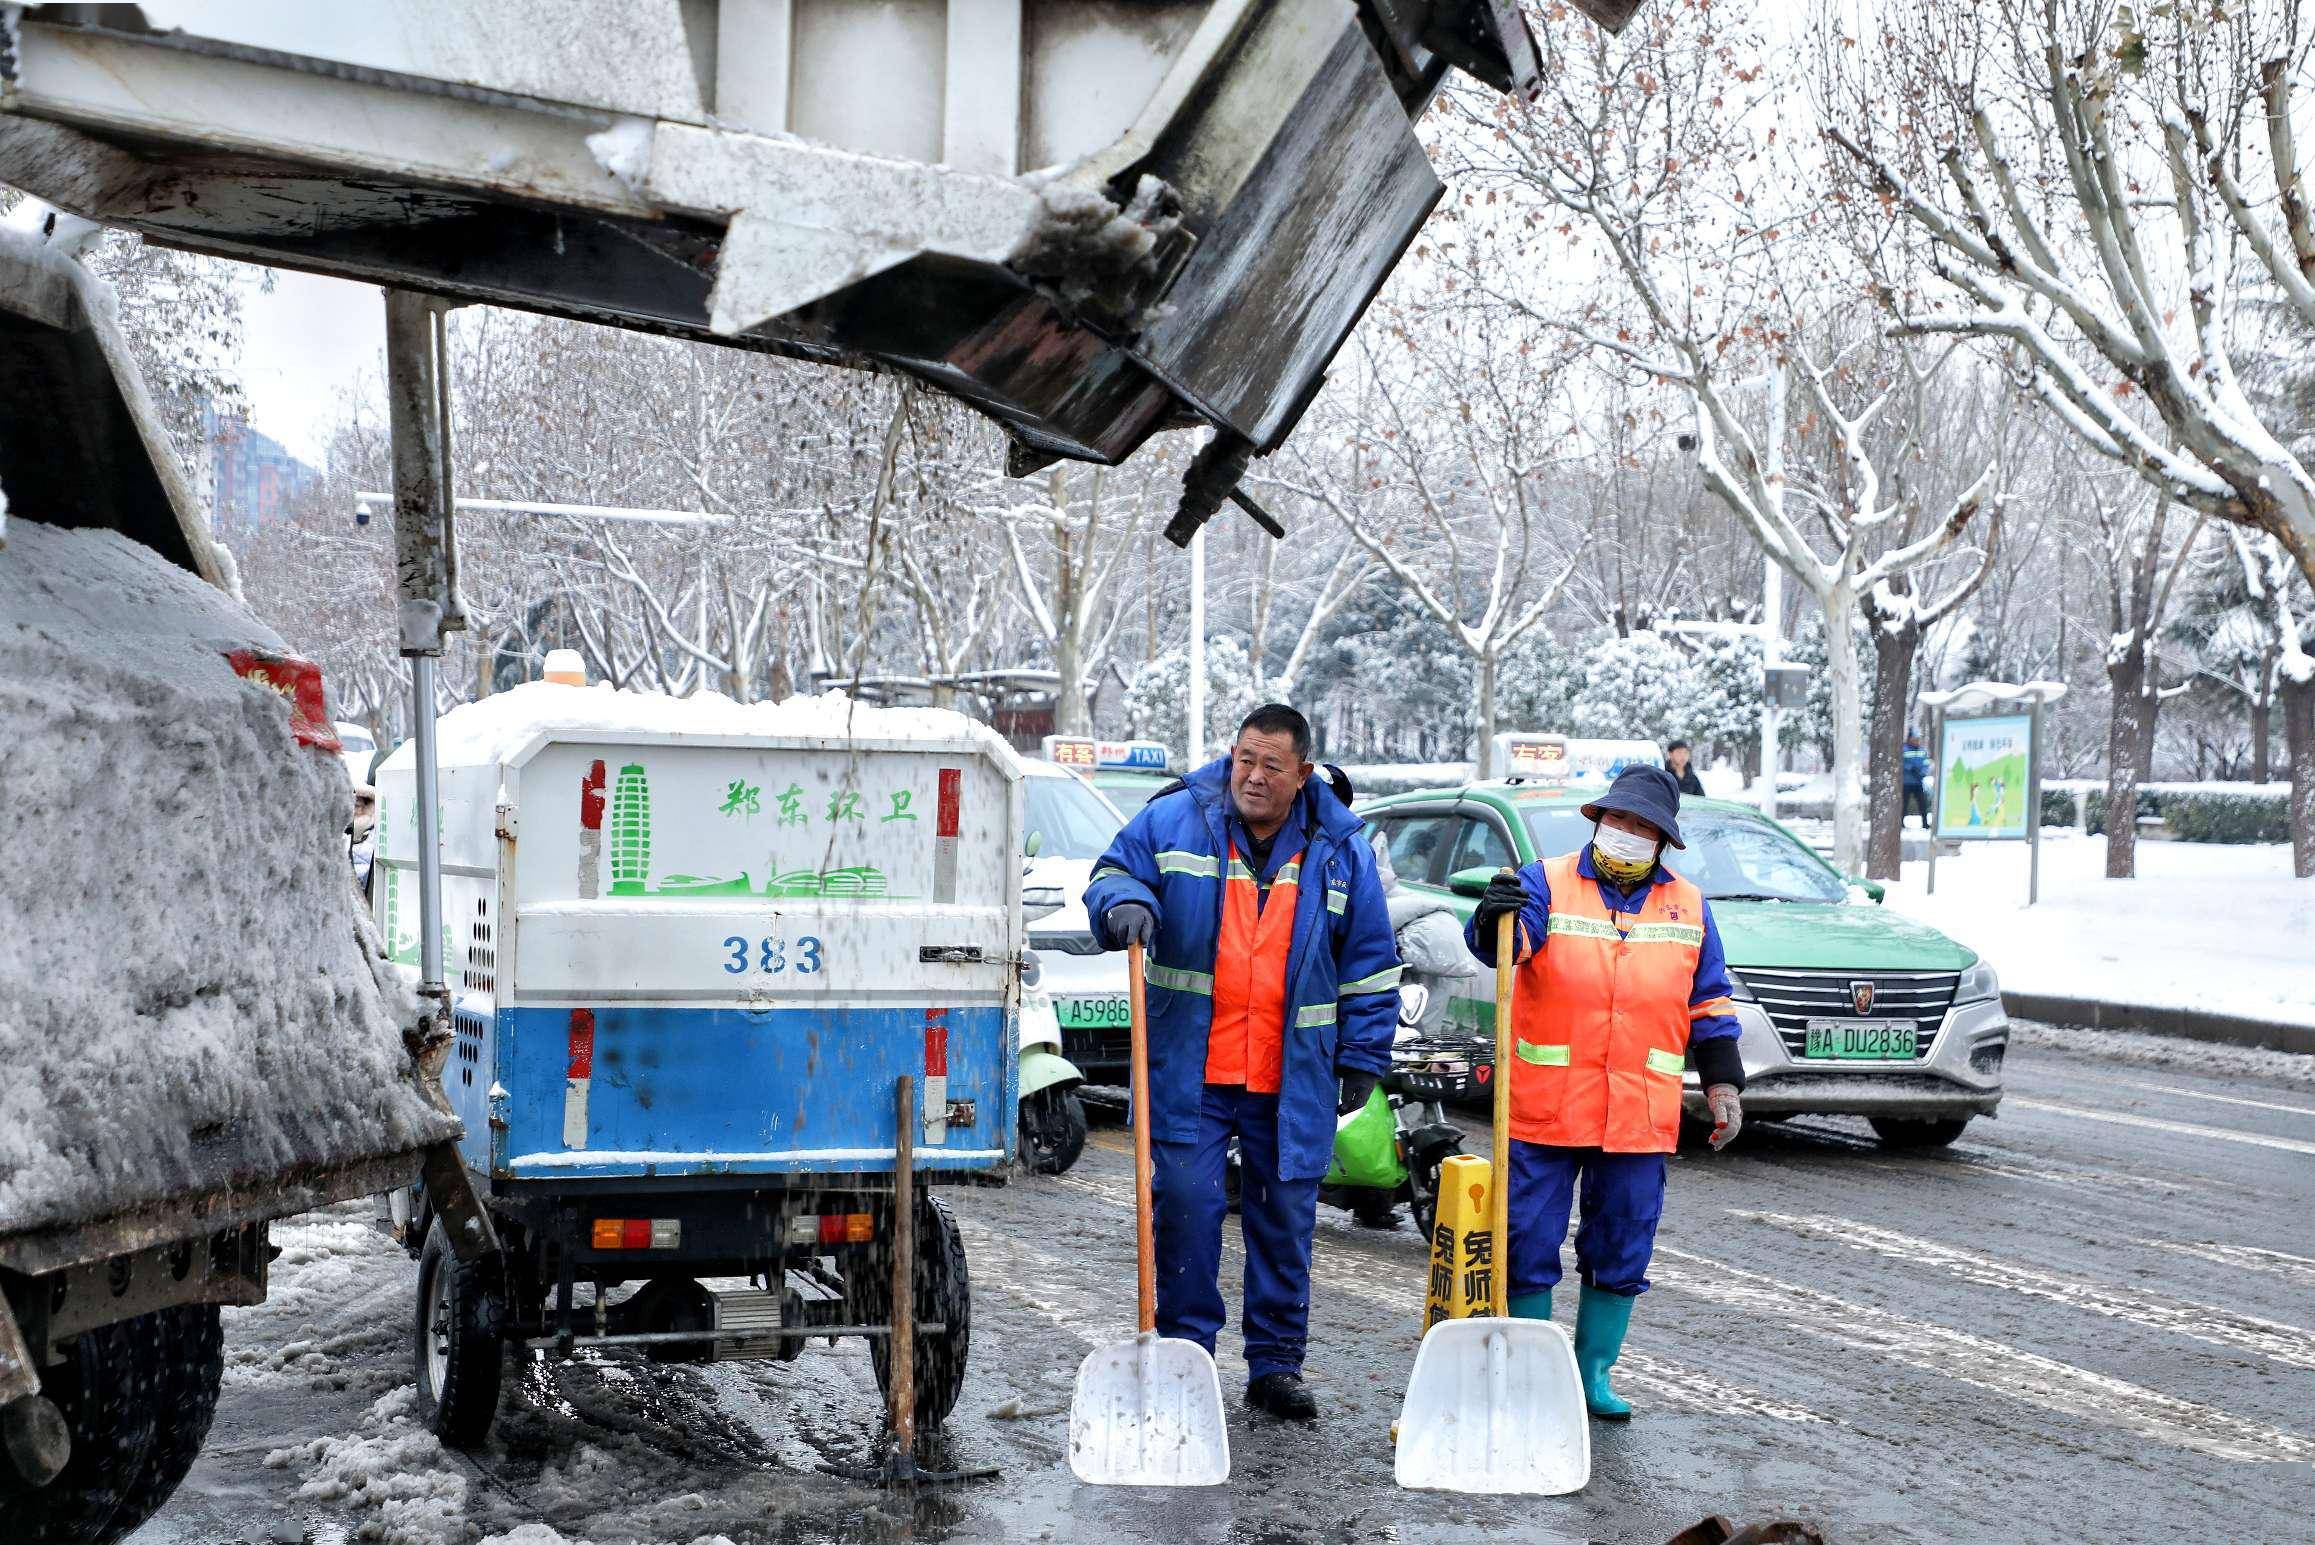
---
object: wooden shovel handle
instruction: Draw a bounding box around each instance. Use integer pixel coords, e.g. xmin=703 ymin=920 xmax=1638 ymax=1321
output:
xmin=1129 ymin=940 xmax=1156 ymax=1335
xmin=1492 ymin=877 xmax=1518 ymax=1321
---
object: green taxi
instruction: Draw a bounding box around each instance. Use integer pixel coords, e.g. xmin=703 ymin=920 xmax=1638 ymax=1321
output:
xmin=1359 ymin=780 xmax=2008 ymax=1147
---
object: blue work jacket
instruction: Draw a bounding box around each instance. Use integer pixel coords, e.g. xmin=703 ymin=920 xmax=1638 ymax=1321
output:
xmin=1083 ymin=758 xmax=1401 ymax=1181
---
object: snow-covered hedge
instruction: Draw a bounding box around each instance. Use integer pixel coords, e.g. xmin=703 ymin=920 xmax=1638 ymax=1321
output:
xmin=2046 ymin=780 xmax=2293 ymax=843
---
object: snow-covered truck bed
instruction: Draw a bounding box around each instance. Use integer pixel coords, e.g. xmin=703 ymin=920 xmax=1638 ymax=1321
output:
xmin=0 ymin=0 xmax=1577 ymax=531
xmin=0 ymin=226 xmax=459 ymax=1540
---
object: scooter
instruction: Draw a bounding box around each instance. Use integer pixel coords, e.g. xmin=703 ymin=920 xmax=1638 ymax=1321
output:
xmin=1018 ymin=952 xmax=1089 ymax=1175
xmin=1227 ymin=982 xmax=1473 ymax=1239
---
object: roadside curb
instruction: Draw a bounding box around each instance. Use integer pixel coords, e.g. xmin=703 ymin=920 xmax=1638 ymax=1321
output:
xmin=2005 ymin=992 xmax=2315 ymax=1057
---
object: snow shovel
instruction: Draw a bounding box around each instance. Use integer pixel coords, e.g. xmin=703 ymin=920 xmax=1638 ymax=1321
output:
xmin=1068 ymin=940 xmax=1230 ymax=1486
xmin=1393 ymin=894 xmax=1589 ymax=1495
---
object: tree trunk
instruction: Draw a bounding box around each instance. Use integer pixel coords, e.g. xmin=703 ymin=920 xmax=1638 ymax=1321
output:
xmin=1474 ymin=652 xmax=1498 ymax=779
xmin=2283 ymin=672 xmax=2315 ymax=880
xmin=1864 ymin=619 xmax=1920 ymax=881
xmin=1054 ymin=628 xmax=1090 ymax=736
xmin=1823 ymin=586 xmax=1866 ymax=875
xmin=2252 ymin=650 xmax=2277 ymax=785
xmin=2103 ymin=652 xmax=2149 ymax=879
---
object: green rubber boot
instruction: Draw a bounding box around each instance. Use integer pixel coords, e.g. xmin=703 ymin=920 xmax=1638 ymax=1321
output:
xmin=1507 ymin=1290 xmax=1552 ymax=1321
xmin=1573 ymin=1286 xmax=1635 ymax=1421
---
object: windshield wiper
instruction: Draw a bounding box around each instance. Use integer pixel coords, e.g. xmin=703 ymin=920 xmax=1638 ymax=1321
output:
xmin=1708 ymin=891 xmax=1828 ymax=904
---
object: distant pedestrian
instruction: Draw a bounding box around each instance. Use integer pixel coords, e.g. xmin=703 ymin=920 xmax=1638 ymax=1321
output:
xmin=1664 ymin=740 xmax=1705 ymax=797
xmin=1901 ymin=732 xmax=1931 ymax=828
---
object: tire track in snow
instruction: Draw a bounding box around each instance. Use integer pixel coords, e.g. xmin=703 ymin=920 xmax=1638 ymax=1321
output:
xmin=1651 ymin=1245 xmax=2315 ymax=1465
xmin=2131 ymin=1239 xmax=2315 ymax=1291
xmin=2004 ymin=1097 xmax=2315 ymax=1157
xmin=1732 ymin=1210 xmax=2315 ymax=1372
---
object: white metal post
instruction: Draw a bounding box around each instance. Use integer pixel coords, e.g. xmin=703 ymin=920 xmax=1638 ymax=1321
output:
xmin=1759 ymin=364 xmax=1787 ymax=824
xmin=2027 ymin=698 xmax=2043 ymax=907
xmin=1187 ymin=525 xmax=1207 ymax=766
xmin=1925 ymin=706 xmax=1940 ymax=897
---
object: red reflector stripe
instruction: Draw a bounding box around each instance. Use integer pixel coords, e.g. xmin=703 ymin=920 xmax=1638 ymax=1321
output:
xmin=937 ymin=768 xmax=961 ymax=838
xmin=568 ymin=1008 xmax=596 ymax=1079
xmin=580 ymin=759 xmax=607 ymax=830
xmin=925 ymin=1008 xmax=949 ymax=1077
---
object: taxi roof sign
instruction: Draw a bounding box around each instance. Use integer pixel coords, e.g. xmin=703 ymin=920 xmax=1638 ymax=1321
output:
xmin=1493 ymin=734 xmax=1661 ymax=789
xmin=1042 ymin=736 xmax=1170 ymax=773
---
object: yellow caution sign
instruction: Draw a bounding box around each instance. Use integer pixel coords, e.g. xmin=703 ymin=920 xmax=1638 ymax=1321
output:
xmin=1422 ymin=1153 xmax=1498 ymax=1331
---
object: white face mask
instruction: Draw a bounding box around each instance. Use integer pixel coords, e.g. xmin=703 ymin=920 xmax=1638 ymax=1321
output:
xmin=1592 ymin=822 xmax=1660 ymax=866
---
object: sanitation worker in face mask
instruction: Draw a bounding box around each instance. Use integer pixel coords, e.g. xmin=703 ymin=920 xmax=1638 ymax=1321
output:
xmin=1083 ymin=704 xmax=1400 ymax=1421
xmin=1465 ymin=763 xmax=1745 ymax=1421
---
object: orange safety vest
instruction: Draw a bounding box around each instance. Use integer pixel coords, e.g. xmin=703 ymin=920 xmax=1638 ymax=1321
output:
xmin=1204 ymin=842 xmax=1303 ymax=1094
xmin=1510 ymin=853 xmax=1709 ymax=1153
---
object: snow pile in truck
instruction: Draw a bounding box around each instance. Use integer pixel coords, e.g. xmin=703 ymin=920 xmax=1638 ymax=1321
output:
xmin=0 ymin=517 xmax=458 ymax=1237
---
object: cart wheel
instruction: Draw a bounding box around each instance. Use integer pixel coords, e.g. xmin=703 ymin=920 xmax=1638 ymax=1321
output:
xmin=413 ymin=1221 xmax=504 ymax=1448
xmin=858 ymin=1196 xmax=972 ymax=1431
xmin=1018 ymin=1087 xmax=1087 ymax=1175
xmin=7 ymin=1311 xmax=167 ymax=1544
xmin=1409 ymin=1140 xmax=1459 ymax=1244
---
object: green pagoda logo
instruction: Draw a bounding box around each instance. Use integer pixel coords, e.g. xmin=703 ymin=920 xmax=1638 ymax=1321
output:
xmin=609 ymin=763 xmax=652 ymax=895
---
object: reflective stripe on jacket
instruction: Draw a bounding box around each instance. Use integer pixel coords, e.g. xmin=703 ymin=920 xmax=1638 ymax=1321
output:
xmin=1474 ymin=852 xmax=1737 ymax=1153
xmin=1082 ymin=758 xmax=1401 ymax=1181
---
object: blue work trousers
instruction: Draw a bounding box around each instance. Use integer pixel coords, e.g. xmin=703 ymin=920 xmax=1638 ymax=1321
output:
xmin=1150 ymin=1083 xmax=1320 ymax=1382
xmin=1506 ymin=1141 xmax=1668 ymax=1299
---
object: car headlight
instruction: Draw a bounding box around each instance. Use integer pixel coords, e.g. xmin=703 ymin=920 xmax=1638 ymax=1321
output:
xmin=1956 ymin=958 xmax=2000 ymax=1004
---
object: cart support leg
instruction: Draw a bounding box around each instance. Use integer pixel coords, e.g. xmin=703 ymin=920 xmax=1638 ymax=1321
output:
xmin=889 ymin=1075 xmax=918 ymax=1470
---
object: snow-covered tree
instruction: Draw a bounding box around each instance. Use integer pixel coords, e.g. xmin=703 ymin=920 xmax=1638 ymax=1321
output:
xmin=1572 ymin=631 xmax=1697 ymax=743
xmin=1681 ymin=631 xmax=1767 ymax=770
xmin=1122 ymin=637 xmax=1259 ymax=757
xmin=1495 ymin=626 xmax=1596 ymax=739
xmin=1455 ymin=6 xmax=1998 ymax=871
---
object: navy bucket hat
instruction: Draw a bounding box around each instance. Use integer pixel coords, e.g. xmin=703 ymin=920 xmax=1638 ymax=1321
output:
xmin=1579 ymin=764 xmax=1686 ymax=849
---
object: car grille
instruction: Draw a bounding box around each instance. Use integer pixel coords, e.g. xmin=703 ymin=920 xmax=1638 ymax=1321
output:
xmin=1732 ymin=967 xmax=1958 ymax=1061
xmin=1031 ymin=929 xmax=1104 ymax=956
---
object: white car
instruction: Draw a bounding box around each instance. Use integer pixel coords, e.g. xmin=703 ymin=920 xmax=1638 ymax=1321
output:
xmin=335 ymin=719 xmax=379 ymax=786
xmin=1019 ymin=758 xmax=1139 ymax=1090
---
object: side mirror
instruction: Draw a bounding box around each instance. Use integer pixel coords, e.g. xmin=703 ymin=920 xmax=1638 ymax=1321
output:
xmin=1024 ymin=829 xmax=1044 ymax=859
xmin=1849 ymin=876 xmax=1886 ymax=904
xmin=1446 ymin=866 xmax=1493 ymax=898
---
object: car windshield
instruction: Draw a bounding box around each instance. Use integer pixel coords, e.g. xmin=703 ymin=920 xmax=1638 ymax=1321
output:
xmin=1095 ymin=776 xmax=1165 ymax=816
xmin=1519 ymin=803 xmax=1846 ymax=904
xmin=1025 ymin=774 xmax=1124 ymax=860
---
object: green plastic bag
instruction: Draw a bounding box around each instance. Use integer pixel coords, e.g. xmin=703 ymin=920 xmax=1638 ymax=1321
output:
xmin=1323 ymin=1086 xmax=1406 ymax=1190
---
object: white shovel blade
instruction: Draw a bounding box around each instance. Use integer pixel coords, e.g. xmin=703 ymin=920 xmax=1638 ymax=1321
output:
xmin=1394 ymin=1318 xmax=1589 ymax=1495
xmin=1068 ymin=1331 xmax=1231 ymax=1486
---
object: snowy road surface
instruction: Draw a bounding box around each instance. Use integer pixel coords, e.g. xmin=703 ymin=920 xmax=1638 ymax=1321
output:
xmin=144 ymin=1023 xmax=2315 ymax=1544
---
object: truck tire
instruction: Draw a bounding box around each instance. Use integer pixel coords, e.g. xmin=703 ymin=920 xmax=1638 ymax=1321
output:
xmin=1869 ymin=1116 xmax=1971 ymax=1149
xmin=413 ymin=1221 xmax=505 ymax=1449
xmin=94 ymin=1305 xmax=225 ymax=1540
xmin=12 ymin=1312 xmax=167 ymax=1544
xmin=857 ymin=1195 xmax=972 ymax=1431
xmin=1018 ymin=1087 xmax=1087 ymax=1175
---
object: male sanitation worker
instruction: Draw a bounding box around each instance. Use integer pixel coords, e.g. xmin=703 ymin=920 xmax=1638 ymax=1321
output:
xmin=1083 ymin=704 xmax=1400 ymax=1420
xmin=1467 ymin=763 xmax=1745 ymax=1420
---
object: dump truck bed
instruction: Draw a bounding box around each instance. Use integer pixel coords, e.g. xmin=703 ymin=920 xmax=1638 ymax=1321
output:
xmin=0 ymin=230 xmax=458 ymax=1271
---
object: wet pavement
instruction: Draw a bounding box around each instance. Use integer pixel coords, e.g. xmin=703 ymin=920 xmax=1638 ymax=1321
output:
xmin=145 ymin=1024 xmax=2315 ymax=1544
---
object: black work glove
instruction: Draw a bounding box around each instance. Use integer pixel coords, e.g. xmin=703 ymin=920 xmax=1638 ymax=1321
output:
xmin=1104 ymin=901 xmax=1157 ymax=949
xmin=1337 ymin=1069 xmax=1380 ymax=1116
xmin=1471 ymin=871 xmax=1530 ymax=941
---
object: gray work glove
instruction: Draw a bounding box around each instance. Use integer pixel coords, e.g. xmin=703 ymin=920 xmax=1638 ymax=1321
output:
xmin=1104 ymin=901 xmax=1156 ymax=950
xmin=1706 ymin=1084 xmax=1743 ymax=1151
xmin=1337 ymin=1069 xmax=1380 ymax=1116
